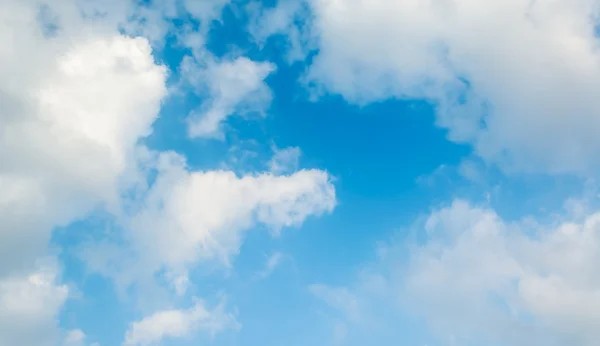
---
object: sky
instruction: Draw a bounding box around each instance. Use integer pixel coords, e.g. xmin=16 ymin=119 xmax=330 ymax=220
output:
xmin=3 ymin=0 xmax=600 ymax=345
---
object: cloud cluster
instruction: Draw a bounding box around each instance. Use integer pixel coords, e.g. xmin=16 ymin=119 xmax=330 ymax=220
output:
xmin=0 ymin=0 xmax=336 ymax=344
xmin=404 ymin=200 xmax=600 ymax=345
xmin=11 ymin=0 xmax=600 ymax=345
xmin=0 ymin=0 xmax=167 ymax=278
xmin=0 ymin=0 xmax=170 ymax=342
xmin=83 ymin=152 xmax=336 ymax=295
xmin=284 ymin=1 xmax=600 ymax=343
xmin=313 ymin=199 xmax=600 ymax=345
xmin=266 ymin=0 xmax=600 ymax=174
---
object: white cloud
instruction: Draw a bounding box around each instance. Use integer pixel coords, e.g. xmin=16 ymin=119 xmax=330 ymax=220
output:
xmin=183 ymin=56 xmax=276 ymax=138
xmin=321 ymin=199 xmax=600 ymax=345
xmin=63 ymin=329 xmax=86 ymax=345
xmin=270 ymin=146 xmax=301 ymax=174
xmin=0 ymin=259 xmax=69 ymax=346
xmin=399 ymin=199 xmax=600 ymax=345
xmin=175 ymin=21 xmax=277 ymax=139
xmin=0 ymin=1 xmax=336 ymax=344
xmin=123 ymin=299 xmax=239 ymax=346
xmin=277 ymin=0 xmax=600 ymax=174
xmin=84 ymin=151 xmax=336 ymax=294
xmin=0 ymin=0 xmax=167 ymax=281
xmin=132 ymin=152 xmax=334 ymax=277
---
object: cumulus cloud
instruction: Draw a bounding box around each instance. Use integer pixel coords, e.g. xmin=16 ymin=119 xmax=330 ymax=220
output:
xmin=0 ymin=0 xmax=167 ymax=277
xmin=402 ymin=200 xmax=600 ymax=345
xmin=267 ymin=0 xmax=600 ymax=174
xmin=1 ymin=0 xmax=278 ymax=283
xmin=80 ymin=150 xmax=335 ymax=342
xmin=132 ymin=151 xmax=335 ymax=267
xmin=1 ymin=0 xmax=337 ymax=345
xmin=0 ymin=259 xmax=69 ymax=346
xmin=315 ymin=199 xmax=600 ymax=345
xmin=123 ymin=299 xmax=239 ymax=346
xmin=85 ymin=152 xmax=336 ymax=294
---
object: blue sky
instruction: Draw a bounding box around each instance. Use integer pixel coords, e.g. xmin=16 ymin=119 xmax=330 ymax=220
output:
xmin=3 ymin=0 xmax=600 ymax=345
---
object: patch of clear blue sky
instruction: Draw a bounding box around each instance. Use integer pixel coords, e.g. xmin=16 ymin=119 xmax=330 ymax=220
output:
xmin=51 ymin=1 xmax=589 ymax=345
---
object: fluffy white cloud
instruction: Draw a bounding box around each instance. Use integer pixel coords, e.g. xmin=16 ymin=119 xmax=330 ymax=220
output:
xmin=80 ymin=150 xmax=335 ymax=342
xmin=0 ymin=259 xmax=69 ymax=346
xmin=1 ymin=1 xmax=336 ymax=345
xmin=85 ymin=152 xmax=336 ymax=293
xmin=275 ymin=0 xmax=600 ymax=174
xmin=2 ymin=0 xmax=334 ymax=342
xmin=183 ymin=56 xmax=276 ymax=138
xmin=123 ymin=299 xmax=239 ymax=346
xmin=0 ymin=0 xmax=178 ymax=344
xmin=0 ymin=0 xmax=167 ymax=276
xmin=320 ymin=199 xmax=600 ymax=345
xmin=135 ymin=153 xmax=335 ymax=269
xmin=401 ymin=200 xmax=600 ymax=345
